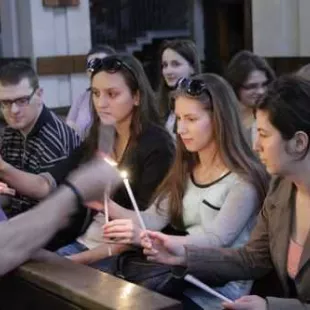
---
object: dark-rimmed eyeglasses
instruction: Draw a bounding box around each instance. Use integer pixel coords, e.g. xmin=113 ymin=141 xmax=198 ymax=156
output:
xmin=0 ymin=87 xmax=38 ymax=110
xmin=177 ymin=77 xmax=211 ymax=97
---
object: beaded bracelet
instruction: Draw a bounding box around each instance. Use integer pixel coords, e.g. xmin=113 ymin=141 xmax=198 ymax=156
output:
xmin=62 ymin=180 xmax=84 ymax=206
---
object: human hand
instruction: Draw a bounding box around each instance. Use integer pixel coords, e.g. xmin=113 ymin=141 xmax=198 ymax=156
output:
xmin=0 ymin=182 xmax=15 ymax=196
xmin=103 ymin=219 xmax=142 ymax=246
xmin=141 ymin=230 xmax=187 ymax=266
xmin=222 ymin=295 xmax=267 ymax=310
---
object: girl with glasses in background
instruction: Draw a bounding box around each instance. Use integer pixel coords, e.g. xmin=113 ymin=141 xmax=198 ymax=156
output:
xmin=225 ymin=50 xmax=275 ymax=146
xmin=96 ymin=73 xmax=269 ymax=309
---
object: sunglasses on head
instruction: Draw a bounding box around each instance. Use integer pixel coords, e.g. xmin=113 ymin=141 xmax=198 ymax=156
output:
xmin=177 ymin=77 xmax=210 ymax=97
xmin=87 ymin=57 xmax=134 ymax=77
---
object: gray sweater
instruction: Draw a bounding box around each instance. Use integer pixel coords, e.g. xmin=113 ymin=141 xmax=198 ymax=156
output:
xmin=142 ymin=172 xmax=259 ymax=249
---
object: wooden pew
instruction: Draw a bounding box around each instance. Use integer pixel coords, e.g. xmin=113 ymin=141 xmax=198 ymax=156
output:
xmin=0 ymin=251 xmax=182 ymax=310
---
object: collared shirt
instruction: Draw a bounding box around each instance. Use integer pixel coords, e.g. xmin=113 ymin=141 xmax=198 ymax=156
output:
xmin=1 ymin=105 xmax=80 ymax=217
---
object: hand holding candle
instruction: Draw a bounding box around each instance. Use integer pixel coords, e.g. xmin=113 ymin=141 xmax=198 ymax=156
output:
xmin=120 ymin=170 xmax=147 ymax=231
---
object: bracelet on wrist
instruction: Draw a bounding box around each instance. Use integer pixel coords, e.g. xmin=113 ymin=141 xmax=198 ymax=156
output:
xmin=62 ymin=180 xmax=84 ymax=206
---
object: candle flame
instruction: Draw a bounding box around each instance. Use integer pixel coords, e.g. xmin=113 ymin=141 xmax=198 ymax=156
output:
xmin=120 ymin=170 xmax=128 ymax=179
xmin=104 ymin=157 xmax=118 ymax=167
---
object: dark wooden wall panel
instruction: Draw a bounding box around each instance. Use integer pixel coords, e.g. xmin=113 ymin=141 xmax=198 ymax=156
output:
xmin=265 ymin=57 xmax=310 ymax=75
xmin=36 ymin=55 xmax=87 ymax=75
xmin=43 ymin=0 xmax=80 ymax=7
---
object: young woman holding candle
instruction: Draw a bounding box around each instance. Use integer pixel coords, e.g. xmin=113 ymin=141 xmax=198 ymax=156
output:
xmin=97 ymin=73 xmax=269 ymax=308
xmin=140 ymin=75 xmax=310 ymax=310
xmin=0 ymin=54 xmax=174 ymax=256
xmin=157 ymin=39 xmax=201 ymax=136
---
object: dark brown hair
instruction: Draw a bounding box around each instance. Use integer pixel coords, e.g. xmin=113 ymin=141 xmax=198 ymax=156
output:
xmin=258 ymin=75 xmax=310 ymax=145
xmin=83 ymin=53 xmax=162 ymax=161
xmin=0 ymin=61 xmax=39 ymax=89
xmin=225 ymin=50 xmax=275 ymax=99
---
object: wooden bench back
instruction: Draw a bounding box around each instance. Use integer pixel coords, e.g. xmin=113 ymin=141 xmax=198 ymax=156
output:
xmin=0 ymin=251 xmax=181 ymax=310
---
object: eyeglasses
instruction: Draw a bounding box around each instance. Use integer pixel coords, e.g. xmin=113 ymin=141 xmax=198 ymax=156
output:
xmin=87 ymin=57 xmax=135 ymax=78
xmin=0 ymin=87 xmax=38 ymax=110
xmin=241 ymin=81 xmax=269 ymax=91
xmin=177 ymin=77 xmax=211 ymax=97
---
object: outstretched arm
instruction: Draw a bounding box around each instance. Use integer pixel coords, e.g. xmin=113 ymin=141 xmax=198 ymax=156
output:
xmin=0 ymin=159 xmax=121 ymax=276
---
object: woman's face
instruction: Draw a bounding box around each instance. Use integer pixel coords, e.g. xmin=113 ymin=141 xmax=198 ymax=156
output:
xmin=91 ymin=71 xmax=139 ymax=126
xmin=175 ymin=95 xmax=214 ymax=153
xmin=161 ymin=48 xmax=194 ymax=88
xmin=238 ymin=70 xmax=268 ymax=108
xmin=254 ymin=110 xmax=294 ymax=175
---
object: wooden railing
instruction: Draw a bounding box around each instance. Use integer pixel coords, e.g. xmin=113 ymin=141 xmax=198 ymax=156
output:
xmin=0 ymin=251 xmax=181 ymax=310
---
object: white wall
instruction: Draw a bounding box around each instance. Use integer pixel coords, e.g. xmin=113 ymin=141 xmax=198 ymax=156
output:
xmin=0 ymin=0 xmax=92 ymax=109
xmin=252 ymin=0 xmax=310 ymax=57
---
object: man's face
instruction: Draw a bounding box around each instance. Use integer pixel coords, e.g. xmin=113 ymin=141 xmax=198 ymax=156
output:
xmin=0 ymin=78 xmax=42 ymax=134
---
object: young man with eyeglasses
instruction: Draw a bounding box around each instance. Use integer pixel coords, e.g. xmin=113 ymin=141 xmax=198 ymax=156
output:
xmin=0 ymin=62 xmax=82 ymax=248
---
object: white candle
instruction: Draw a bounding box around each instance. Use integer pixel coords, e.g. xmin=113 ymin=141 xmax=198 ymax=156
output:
xmin=104 ymin=186 xmax=112 ymax=256
xmin=120 ymin=171 xmax=147 ymax=231
xmin=184 ymin=274 xmax=233 ymax=303
xmin=104 ymin=156 xmax=118 ymax=167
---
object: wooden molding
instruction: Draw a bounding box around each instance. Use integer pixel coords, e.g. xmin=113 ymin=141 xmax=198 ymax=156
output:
xmin=43 ymin=0 xmax=80 ymax=7
xmin=36 ymin=55 xmax=87 ymax=75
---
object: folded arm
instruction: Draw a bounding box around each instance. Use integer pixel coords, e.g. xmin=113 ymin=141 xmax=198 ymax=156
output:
xmin=0 ymin=161 xmax=51 ymax=199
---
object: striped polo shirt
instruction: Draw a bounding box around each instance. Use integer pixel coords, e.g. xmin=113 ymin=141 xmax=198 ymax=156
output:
xmin=1 ymin=105 xmax=80 ymax=217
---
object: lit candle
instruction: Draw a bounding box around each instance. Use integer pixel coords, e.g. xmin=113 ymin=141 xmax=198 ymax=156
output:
xmin=104 ymin=185 xmax=112 ymax=256
xmin=184 ymin=275 xmax=233 ymax=303
xmin=120 ymin=170 xmax=147 ymax=231
xmin=104 ymin=156 xmax=118 ymax=167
